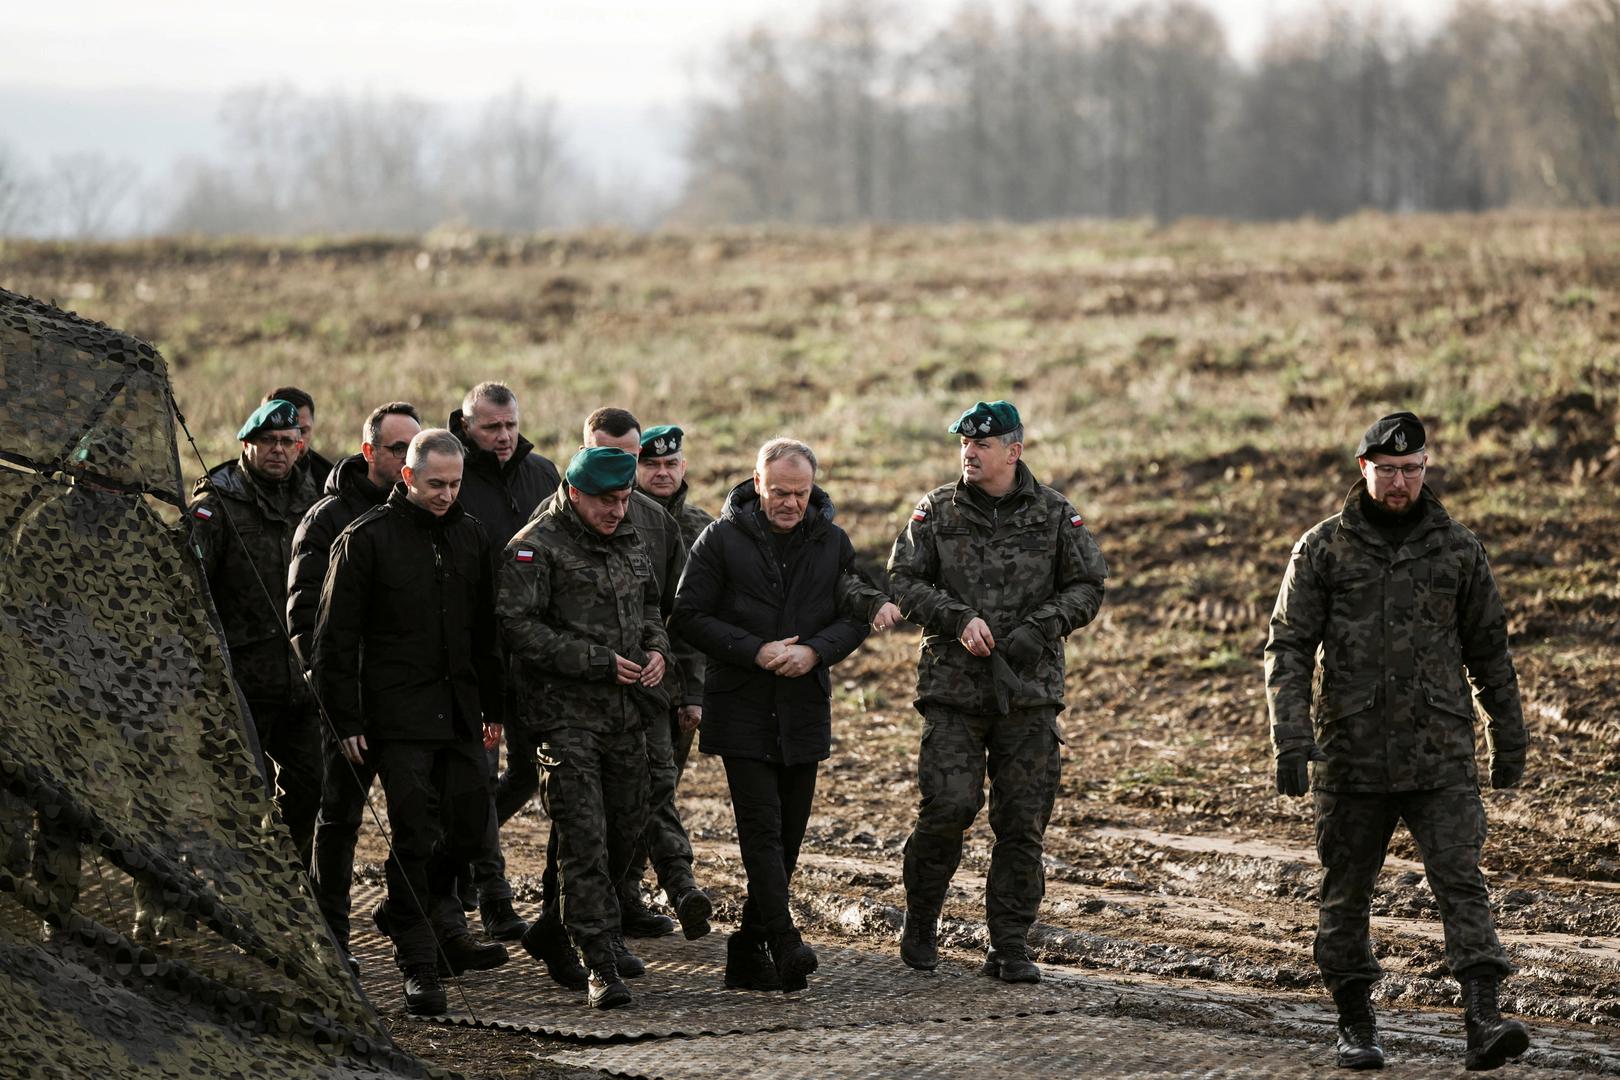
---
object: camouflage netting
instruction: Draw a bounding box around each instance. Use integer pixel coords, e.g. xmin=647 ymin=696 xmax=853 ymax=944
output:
xmin=0 ymin=287 xmax=439 ymax=1079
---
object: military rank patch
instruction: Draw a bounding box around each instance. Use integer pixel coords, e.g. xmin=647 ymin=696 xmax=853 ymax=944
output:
xmin=911 ymin=507 xmax=928 ymax=522
xmin=193 ymin=506 xmax=213 ymax=520
xmin=1069 ymin=512 xmax=1084 ymax=528
xmin=514 ymin=548 xmax=535 ymax=563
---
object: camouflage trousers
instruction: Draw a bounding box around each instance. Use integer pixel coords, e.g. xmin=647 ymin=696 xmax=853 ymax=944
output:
xmin=1314 ymin=786 xmax=1511 ymax=992
xmin=621 ymin=707 xmax=698 ymax=903
xmin=539 ymin=725 xmax=649 ymax=967
xmin=903 ymin=705 xmax=1061 ymax=951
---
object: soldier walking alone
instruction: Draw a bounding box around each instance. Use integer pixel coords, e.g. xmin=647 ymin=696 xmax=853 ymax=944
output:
xmin=1265 ymin=412 xmax=1531 ymax=1071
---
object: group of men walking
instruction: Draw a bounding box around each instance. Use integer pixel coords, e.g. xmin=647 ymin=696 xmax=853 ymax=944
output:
xmin=185 ymin=386 xmax=1530 ymax=1071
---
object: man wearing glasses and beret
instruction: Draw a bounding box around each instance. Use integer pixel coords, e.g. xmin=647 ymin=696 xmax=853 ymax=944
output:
xmin=187 ymin=397 xmax=325 ymax=869
xmin=1265 ymin=411 xmax=1531 ymax=1072
xmin=287 ymin=401 xmax=421 ymax=971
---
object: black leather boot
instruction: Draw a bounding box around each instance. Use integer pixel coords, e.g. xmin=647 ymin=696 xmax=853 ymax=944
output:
xmin=402 ymin=963 xmax=447 ymax=1015
xmin=479 ymin=898 xmax=530 ymax=942
xmin=770 ymin=930 xmax=818 ymax=992
xmin=1330 ymin=981 xmax=1385 ymax=1070
xmin=900 ymin=910 xmax=939 ymax=971
xmin=617 ymin=880 xmax=675 ymax=938
xmin=1461 ymin=973 xmax=1530 ymax=1071
xmin=983 ymin=945 xmax=1041 ymax=984
xmin=610 ymin=932 xmax=647 ymax=978
xmin=438 ymin=932 xmax=509 ymax=975
xmin=724 ymin=930 xmax=783 ymax=991
xmin=520 ymin=904 xmax=587 ymax=991
xmin=587 ymin=961 xmax=632 ymax=1010
xmin=673 ymin=887 xmax=713 ymax=940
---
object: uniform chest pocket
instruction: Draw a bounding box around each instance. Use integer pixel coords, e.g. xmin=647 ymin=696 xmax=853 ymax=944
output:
xmin=1419 ymin=564 xmax=1460 ymax=627
xmin=1013 ymin=528 xmax=1049 ymax=551
xmin=629 ymin=551 xmax=653 ymax=581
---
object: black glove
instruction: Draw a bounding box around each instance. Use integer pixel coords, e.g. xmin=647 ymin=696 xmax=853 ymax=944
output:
xmin=1275 ymin=746 xmax=1326 ymax=797
xmin=1490 ymin=752 xmax=1525 ymax=790
xmin=1001 ymin=624 xmax=1045 ymax=667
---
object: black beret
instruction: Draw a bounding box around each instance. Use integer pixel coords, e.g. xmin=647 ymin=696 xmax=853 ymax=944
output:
xmin=1357 ymin=412 xmax=1426 ymax=457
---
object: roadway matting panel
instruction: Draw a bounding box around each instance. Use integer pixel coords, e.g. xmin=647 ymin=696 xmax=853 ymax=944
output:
xmin=348 ymin=885 xmax=1106 ymax=1039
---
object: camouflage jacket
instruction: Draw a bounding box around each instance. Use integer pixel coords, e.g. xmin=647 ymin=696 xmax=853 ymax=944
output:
xmin=186 ymin=456 xmax=321 ymax=706
xmin=1264 ymin=483 xmax=1528 ymax=792
xmin=887 ymin=463 xmax=1108 ymax=714
xmin=646 ymin=481 xmax=715 ymax=706
xmin=497 ymin=488 xmax=671 ymax=735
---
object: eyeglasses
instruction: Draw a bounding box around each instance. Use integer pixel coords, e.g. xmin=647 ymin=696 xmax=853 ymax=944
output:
xmin=378 ymin=441 xmax=411 ymax=457
xmin=253 ymin=435 xmax=303 ymax=451
xmin=1371 ymin=463 xmax=1425 ymax=479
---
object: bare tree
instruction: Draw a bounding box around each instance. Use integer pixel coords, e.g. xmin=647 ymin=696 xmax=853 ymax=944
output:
xmin=456 ymin=85 xmax=572 ymax=231
xmin=50 ymin=152 xmax=138 ymax=239
xmin=0 ymin=142 xmax=39 ymax=235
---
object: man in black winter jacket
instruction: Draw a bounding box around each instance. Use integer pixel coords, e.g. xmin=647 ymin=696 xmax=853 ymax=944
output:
xmin=670 ymin=437 xmax=872 ymax=994
xmin=287 ymin=401 xmax=419 ymax=969
xmin=313 ymin=428 xmax=509 ymax=1015
xmin=449 ymin=380 xmax=560 ymax=940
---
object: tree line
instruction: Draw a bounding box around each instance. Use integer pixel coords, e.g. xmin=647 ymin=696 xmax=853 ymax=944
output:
xmin=675 ymin=0 xmax=1620 ymax=224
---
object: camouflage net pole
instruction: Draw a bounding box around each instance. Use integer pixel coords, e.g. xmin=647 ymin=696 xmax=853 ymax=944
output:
xmin=0 ymin=287 xmax=443 ymax=1079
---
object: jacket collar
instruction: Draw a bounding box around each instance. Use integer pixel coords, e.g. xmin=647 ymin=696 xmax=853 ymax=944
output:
xmin=543 ymin=485 xmax=638 ymax=545
xmin=387 ymin=482 xmax=466 ymax=528
xmin=950 ymin=460 xmax=1039 ymax=526
xmin=327 ymin=452 xmax=387 ymax=505
xmin=720 ymin=477 xmax=834 ymax=542
xmin=1338 ymin=480 xmax=1450 ymax=553
xmin=449 ymin=408 xmax=535 ymax=479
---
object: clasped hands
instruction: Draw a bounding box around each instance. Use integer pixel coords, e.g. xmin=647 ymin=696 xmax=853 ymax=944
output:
xmin=755 ymin=636 xmax=819 ymax=678
xmin=612 ymin=650 xmax=666 ymax=687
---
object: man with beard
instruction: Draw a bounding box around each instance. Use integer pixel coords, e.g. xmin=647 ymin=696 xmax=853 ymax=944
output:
xmin=450 ymin=380 xmax=560 ymax=942
xmin=287 ymin=401 xmax=420 ymax=972
xmin=1265 ymin=412 xmax=1531 ymax=1072
xmin=497 ymin=446 xmax=668 ymax=1010
xmin=671 ymin=438 xmax=873 ymax=993
xmin=888 ymin=400 xmax=1108 ymax=985
xmin=188 ymin=398 xmax=324 ymax=868
xmin=314 ymin=429 xmax=508 ymax=1015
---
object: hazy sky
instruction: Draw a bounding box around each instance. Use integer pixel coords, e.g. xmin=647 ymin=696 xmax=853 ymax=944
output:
xmin=2 ymin=0 xmax=1455 ymax=226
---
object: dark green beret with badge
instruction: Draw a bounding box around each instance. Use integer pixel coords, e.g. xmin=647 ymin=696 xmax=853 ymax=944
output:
xmin=1356 ymin=411 xmax=1426 ymax=457
xmin=566 ymin=446 xmax=638 ymax=494
xmin=237 ymin=398 xmax=301 ymax=442
xmin=948 ymin=400 xmax=1022 ymax=439
xmin=640 ymin=424 xmax=684 ymax=458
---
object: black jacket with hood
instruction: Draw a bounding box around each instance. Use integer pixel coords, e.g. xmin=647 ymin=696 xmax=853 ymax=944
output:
xmin=671 ymin=479 xmax=869 ymax=765
xmin=447 ymin=408 xmax=560 ymax=549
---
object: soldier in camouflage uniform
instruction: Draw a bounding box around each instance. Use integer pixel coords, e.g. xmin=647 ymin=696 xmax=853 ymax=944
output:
xmin=566 ymin=417 xmax=715 ymax=946
xmin=637 ymin=425 xmax=714 ymax=775
xmin=888 ymin=401 xmax=1108 ymax=984
xmin=187 ymin=398 xmax=323 ymax=869
xmin=1265 ymin=412 xmax=1531 ymax=1072
xmin=497 ymin=446 xmax=668 ymax=1010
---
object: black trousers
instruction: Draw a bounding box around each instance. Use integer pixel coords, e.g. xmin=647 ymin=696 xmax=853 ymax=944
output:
xmin=246 ymin=699 xmax=323 ymax=872
xmin=722 ymin=755 xmax=819 ymax=943
xmin=309 ymin=735 xmax=377 ymax=949
xmin=375 ymin=738 xmax=490 ymax=969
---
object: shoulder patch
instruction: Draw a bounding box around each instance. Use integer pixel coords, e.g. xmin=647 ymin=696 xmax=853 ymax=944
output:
xmin=1069 ymin=512 xmax=1084 ymax=528
xmin=193 ymin=505 xmax=213 ymax=521
xmin=911 ymin=506 xmax=928 ymax=523
xmin=514 ymin=547 xmax=536 ymax=563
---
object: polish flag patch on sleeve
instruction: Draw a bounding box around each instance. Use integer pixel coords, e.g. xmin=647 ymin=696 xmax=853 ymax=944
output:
xmin=193 ymin=505 xmax=213 ymax=520
xmin=1069 ymin=512 xmax=1085 ymax=528
xmin=514 ymin=548 xmax=535 ymax=563
xmin=911 ymin=507 xmax=928 ymax=523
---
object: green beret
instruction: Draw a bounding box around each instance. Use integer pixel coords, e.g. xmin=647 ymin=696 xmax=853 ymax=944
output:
xmin=948 ymin=400 xmax=1022 ymax=438
xmin=237 ymin=398 xmax=301 ymax=442
xmin=1356 ymin=411 xmax=1426 ymax=457
xmin=639 ymin=424 xmax=684 ymax=458
xmin=566 ymin=447 xmax=638 ymax=494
